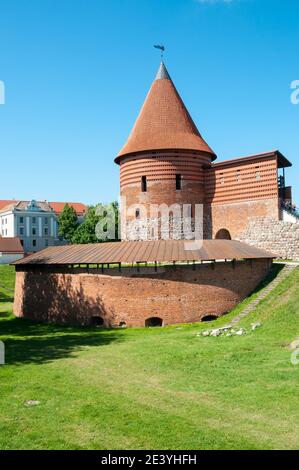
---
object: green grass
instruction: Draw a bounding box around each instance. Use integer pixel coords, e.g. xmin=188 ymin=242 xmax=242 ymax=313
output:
xmin=0 ymin=264 xmax=299 ymax=450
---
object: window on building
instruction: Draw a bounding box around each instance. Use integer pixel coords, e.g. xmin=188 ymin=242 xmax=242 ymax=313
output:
xmin=44 ymin=217 xmax=48 ymax=225
xmin=20 ymin=240 xmax=24 ymax=246
xmin=20 ymin=216 xmax=24 ymax=224
xmin=141 ymin=175 xmax=147 ymax=192
xmin=44 ymin=227 xmax=48 ymax=235
xmin=32 ymin=228 xmax=36 ymax=235
xmin=176 ymin=174 xmax=182 ymax=190
xmin=32 ymin=217 xmax=36 ymax=224
xmin=220 ymin=172 xmax=225 ymax=185
xmin=45 ymin=239 xmax=49 ymax=247
xmin=20 ymin=227 xmax=24 ymax=236
xmin=32 ymin=240 xmax=36 ymax=247
xmin=135 ymin=209 xmax=140 ymax=219
xmin=236 ymin=170 xmax=241 ymax=182
xmin=256 ymin=166 xmax=261 ymax=180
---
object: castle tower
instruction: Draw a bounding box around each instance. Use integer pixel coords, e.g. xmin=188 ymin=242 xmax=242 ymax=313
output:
xmin=115 ymin=62 xmax=216 ymax=240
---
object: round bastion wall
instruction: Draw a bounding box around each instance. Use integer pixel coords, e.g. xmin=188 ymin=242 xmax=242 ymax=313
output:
xmin=120 ymin=151 xmax=212 ymax=241
xmin=13 ymin=259 xmax=272 ymax=327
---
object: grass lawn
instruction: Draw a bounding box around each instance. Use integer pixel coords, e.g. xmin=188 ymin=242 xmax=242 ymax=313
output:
xmin=0 ymin=264 xmax=299 ymax=450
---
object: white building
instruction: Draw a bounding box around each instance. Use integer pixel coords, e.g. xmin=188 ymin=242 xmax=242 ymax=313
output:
xmin=0 ymin=200 xmax=59 ymax=253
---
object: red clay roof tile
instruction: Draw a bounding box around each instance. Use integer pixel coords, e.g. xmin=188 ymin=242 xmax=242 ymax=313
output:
xmin=0 ymin=237 xmax=24 ymax=253
xmin=115 ymin=63 xmax=216 ymax=163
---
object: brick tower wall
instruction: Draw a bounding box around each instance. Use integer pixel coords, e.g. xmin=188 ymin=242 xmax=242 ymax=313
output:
xmin=120 ymin=151 xmax=212 ymax=240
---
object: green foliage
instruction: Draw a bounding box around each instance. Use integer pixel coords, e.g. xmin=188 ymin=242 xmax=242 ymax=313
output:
xmin=71 ymin=201 xmax=119 ymax=244
xmin=57 ymin=204 xmax=78 ymax=242
xmin=1 ymin=266 xmax=299 ymax=449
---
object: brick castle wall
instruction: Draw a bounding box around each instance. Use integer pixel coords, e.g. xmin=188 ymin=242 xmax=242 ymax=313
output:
xmin=209 ymin=198 xmax=280 ymax=239
xmin=14 ymin=259 xmax=271 ymax=327
xmin=119 ymin=152 xmax=283 ymax=242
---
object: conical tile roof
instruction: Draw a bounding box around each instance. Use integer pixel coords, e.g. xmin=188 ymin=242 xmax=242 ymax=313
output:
xmin=115 ymin=62 xmax=216 ymax=163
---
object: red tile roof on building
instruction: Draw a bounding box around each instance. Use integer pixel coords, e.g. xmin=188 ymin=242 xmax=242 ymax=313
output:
xmin=0 ymin=237 xmax=24 ymax=254
xmin=0 ymin=200 xmax=16 ymax=211
xmin=49 ymin=202 xmax=87 ymax=216
xmin=212 ymin=150 xmax=292 ymax=170
xmin=13 ymin=239 xmax=275 ymax=266
xmin=0 ymin=200 xmax=53 ymax=214
xmin=0 ymin=200 xmax=87 ymax=216
xmin=115 ymin=63 xmax=216 ymax=163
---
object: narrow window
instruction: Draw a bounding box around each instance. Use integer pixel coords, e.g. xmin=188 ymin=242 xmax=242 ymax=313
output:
xmin=141 ymin=175 xmax=147 ymax=192
xmin=236 ymin=170 xmax=241 ymax=182
xmin=176 ymin=174 xmax=182 ymax=190
xmin=220 ymin=172 xmax=224 ymax=185
xmin=256 ymin=166 xmax=261 ymax=180
xmin=20 ymin=216 xmax=24 ymax=224
xmin=32 ymin=227 xmax=36 ymax=235
xmin=20 ymin=227 xmax=24 ymax=236
xmin=44 ymin=227 xmax=48 ymax=235
xmin=32 ymin=217 xmax=36 ymax=224
xmin=135 ymin=209 xmax=140 ymax=219
xmin=20 ymin=239 xmax=24 ymax=246
xmin=32 ymin=240 xmax=36 ymax=247
xmin=45 ymin=217 xmax=48 ymax=225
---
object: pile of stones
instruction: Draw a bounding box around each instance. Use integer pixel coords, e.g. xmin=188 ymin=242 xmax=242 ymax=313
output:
xmin=198 ymin=322 xmax=261 ymax=338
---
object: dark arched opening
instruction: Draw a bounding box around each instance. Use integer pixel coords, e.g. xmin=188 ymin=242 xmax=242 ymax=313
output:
xmin=201 ymin=315 xmax=218 ymax=322
xmin=91 ymin=316 xmax=104 ymax=327
xmin=119 ymin=321 xmax=127 ymax=328
xmin=215 ymin=229 xmax=232 ymax=240
xmin=145 ymin=317 xmax=163 ymax=327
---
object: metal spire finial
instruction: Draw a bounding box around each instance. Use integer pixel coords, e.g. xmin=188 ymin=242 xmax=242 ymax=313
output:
xmin=154 ymin=44 xmax=165 ymax=60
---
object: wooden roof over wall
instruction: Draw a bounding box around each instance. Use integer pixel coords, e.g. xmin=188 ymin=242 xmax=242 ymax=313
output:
xmin=13 ymin=239 xmax=275 ymax=266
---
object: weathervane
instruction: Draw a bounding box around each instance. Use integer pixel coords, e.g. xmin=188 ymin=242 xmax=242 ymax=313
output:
xmin=154 ymin=44 xmax=165 ymax=60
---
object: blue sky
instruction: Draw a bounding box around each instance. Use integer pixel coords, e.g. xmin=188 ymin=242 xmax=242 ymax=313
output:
xmin=0 ymin=0 xmax=298 ymax=204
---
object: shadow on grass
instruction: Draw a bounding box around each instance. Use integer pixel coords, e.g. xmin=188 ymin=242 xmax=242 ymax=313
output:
xmin=251 ymin=263 xmax=285 ymax=294
xmin=0 ymin=315 xmax=124 ymax=366
xmin=0 ymin=294 xmax=14 ymax=303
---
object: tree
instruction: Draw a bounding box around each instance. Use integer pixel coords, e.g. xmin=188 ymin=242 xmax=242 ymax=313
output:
xmin=58 ymin=204 xmax=79 ymax=242
xmin=71 ymin=201 xmax=120 ymax=244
